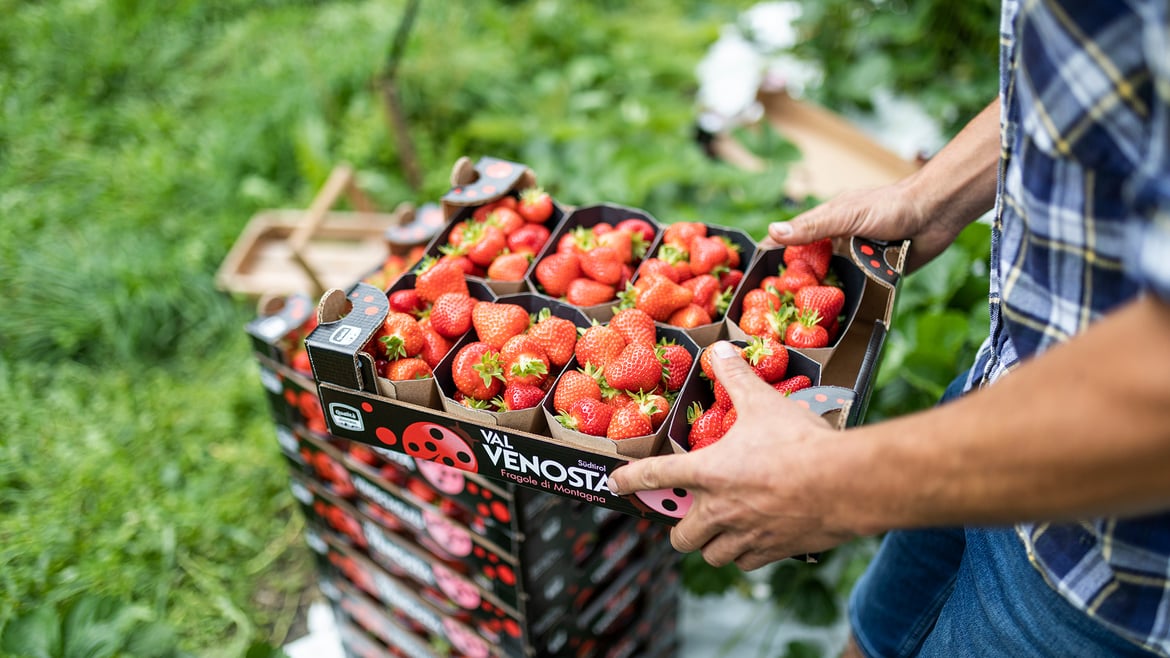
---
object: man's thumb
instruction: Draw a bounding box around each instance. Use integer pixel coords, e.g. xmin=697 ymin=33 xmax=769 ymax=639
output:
xmin=708 ymin=341 xmax=775 ymax=408
xmin=768 ymin=206 xmax=837 ymax=246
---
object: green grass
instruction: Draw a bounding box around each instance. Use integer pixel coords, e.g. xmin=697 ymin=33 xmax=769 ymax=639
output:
xmin=0 ymin=0 xmax=994 ymax=653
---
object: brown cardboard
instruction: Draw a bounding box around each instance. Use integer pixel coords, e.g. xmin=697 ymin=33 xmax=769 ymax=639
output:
xmin=710 ymin=90 xmax=920 ymax=200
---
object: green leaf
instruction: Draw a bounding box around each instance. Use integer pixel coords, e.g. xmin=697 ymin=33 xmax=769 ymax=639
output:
xmin=1 ymin=605 xmax=62 ymax=658
xmin=681 ymin=552 xmax=746 ymax=596
xmin=783 ymin=640 xmax=825 ymax=658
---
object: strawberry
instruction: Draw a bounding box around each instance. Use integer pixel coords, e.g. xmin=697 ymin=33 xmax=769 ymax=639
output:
xmin=500 ymin=334 xmax=550 ymax=388
xmin=487 ymin=207 xmax=525 ymax=235
xmin=418 ymin=326 xmax=453 ymax=369
xmin=609 ymin=307 xmax=656 ymax=347
xmin=794 ymin=285 xmax=845 ymax=330
xmin=783 ymin=238 xmax=833 ymax=280
xmin=744 ymin=336 xmax=789 ymax=383
xmin=699 ymin=343 xmax=745 ymax=380
xmin=738 ymin=307 xmax=782 ymax=342
xmin=712 ymin=378 xmax=733 ymax=410
xmin=636 ymin=391 xmax=671 ymax=429
xmin=773 ymin=374 xmax=812 ymax=396
xmin=667 ymin=304 xmax=712 ymax=328
xmin=415 ymin=258 xmax=469 ymax=303
xmin=604 ymin=343 xmax=664 ymax=394
xmin=637 ymin=258 xmax=681 ymax=283
xmin=681 ymin=274 xmax=722 ymax=317
xmin=719 ymin=269 xmax=744 ymax=292
xmin=688 ymin=235 xmax=729 ymax=276
xmin=517 ymin=187 xmax=554 ymax=223
xmin=784 ymin=310 xmax=830 ymax=348
xmin=596 ymin=229 xmax=635 ymax=264
xmin=451 ymin=342 xmax=503 ymax=401
xmin=579 ymin=246 xmax=624 ymax=284
xmin=558 ymin=398 xmax=614 ymax=436
xmin=429 ymin=292 xmax=477 ymax=339
xmin=534 ymin=252 xmax=581 ymax=297
xmin=773 ymin=260 xmax=820 ymax=296
xmin=722 ymin=237 xmax=743 ymax=269
xmin=388 ymin=289 xmax=425 ymax=315
xmin=604 ymin=389 xmax=635 ymax=410
xmin=495 ymin=383 xmax=546 ymax=412
xmin=552 ymin=369 xmax=603 ymax=413
xmin=606 ymin=401 xmax=654 ymax=440
xmin=656 ymin=243 xmax=694 ymax=282
xmin=507 ymin=223 xmax=551 ymax=255
xmin=486 ymin=252 xmax=531 ymax=281
xmin=565 ymin=278 xmax=616 ymax=306
xmin=687 ymin=403 xmax=726 ymax=450
xmin=575 ymin=325 xmax=628 ymax=371
xmin=742 ymin=288 xmax=782 ymax=314
xmin=721 ymin=406 xmax=738 ymax=433
xmin=635 ymin=277 xmax=693 ymax=322
xmin=379 ymin=312 xmax=424 ymax=359
xmin=439 ymin=253 xmax=478 ymax=277
xmin=528 ymin=310 xmax=578 ymax=368
xmin=557 ymin=226 xmax=596 ymax=255
xmin=659 ymin=341 xmax=693 ymax=392
xmin=464 ymin=223 xmax=508 ymax=267
xmin=472 ymin=301 xmax=530 ymax=350
xmin=614 ymin=218 xmax=656 ymax=243
xmin=662 ymin=221 xmax=706 ymax=249
xmin=384 ymin=357 xmax=433 ymax=381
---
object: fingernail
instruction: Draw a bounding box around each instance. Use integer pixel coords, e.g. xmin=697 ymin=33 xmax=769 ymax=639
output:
xmin=770 ymin=222 xmax=792 ymax=238
xmin=713 ymin=341 xmax=737 ymax=359
xmin=608 ymin=479 xmax=624 ymax=495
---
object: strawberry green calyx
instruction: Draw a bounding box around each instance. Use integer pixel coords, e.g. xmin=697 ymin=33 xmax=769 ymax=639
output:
xmin=686 ymin=401 xmax=704 ymax=425
xmin=630 ymin=232 xmax=649 ymax=260
xmin=380 ymin=335 xmax=407 ymax=360
xmin=413 ymin=255 xmax=439 ymax=275
xmin=472 ymin=352 xmax=504 ymax=387
xmin=555 ymin=410 xmax=579 ymax=431
xmin=614 ymin=282 xmax=639 ymax=311
xmin=713 ymin=287 xmax=735 ymax=317
xmin=658 ymin=243 xmax=688 ymax=265
xmin=509 ymin=356 xmax=548 ymax=380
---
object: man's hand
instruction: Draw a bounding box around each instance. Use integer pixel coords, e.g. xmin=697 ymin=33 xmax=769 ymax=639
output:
xmin=608 ymin=341 xmax=855 ymax=571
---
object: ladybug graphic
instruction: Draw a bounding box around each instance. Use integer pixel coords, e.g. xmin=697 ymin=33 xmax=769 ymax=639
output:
xmin=415 ymin=459 xmax=468 ymax=495
xmin=633 ymin=487 xmax=693 ymax=519
xmin=442 ymin=618 xmax=490 ymax=658
xmin=432 ymin=562 xmax=482 ymax=610
xmin=422 ymin=508 xmax=473 ymax=558
xmin=402 ymin=422 xmax=478 ymax=472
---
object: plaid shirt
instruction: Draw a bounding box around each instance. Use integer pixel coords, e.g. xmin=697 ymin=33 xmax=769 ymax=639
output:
xmin=964 ymin=1 xmax=1170 ymax=654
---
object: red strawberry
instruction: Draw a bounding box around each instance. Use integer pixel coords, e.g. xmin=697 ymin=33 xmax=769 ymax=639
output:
xmin=614 ymin=218 xmax=656 ymax=243
xmin=579 ymin=246 xmax=624 ymax=284
xmin=429 ymin=292 xmax=477 ymax=339
xmin=379 ymin=312 xmax=424 ymax=359
xmin=681 ymin=274 xmax=722 ymax=316
xmin=719 ymin=269 xmax=744 ymax=292
xmin=738 ymin=307 xmax=781 ymax=342
xmin=688 ymin=235 xmax=729 ymax=276
xmin=721 ymin=406 xmax=738 ymax=433
xmin=596 ymin=229 xmax=635 ymax=264
xmin=384 ymin=357 xmax=433 ymax=381
xmin=518 ymin=187 xmax=554 ymax=223
xmin=783 ymin=238 xmax=833 ymax=280
xmin=659 ymin=342 xmax=693 ymax=392
xmin=487 ymin=207 xmax=524 ymax=235
xmin=486 ymin=252 xmax=531 ymax=281
xmin=773 ymin=374 xmax=813 ymax=396
xmin=773 ymin=260 xmax=820 ymax=296
xmin=565 ymin=278 xmax=616 ymax=307
xmin=722 ymin=237 xmax=743 ymax=269
xmin=712 ymin=379 xmax=733 ymax=410
xmin=451 ymin=342 xmax=503 ymax=401
xmin=794 ymin=285 xmax=845 ymax=330
xmin=557 ymin=226 xmax=596 ymax=255
xmin=534 ymin=252 xmax=581 ymax=297
xmin=662 ymin=221 xmax=706 ymax=249
xmin=439 ymin=253 xmax=477 ymax=277
xmin=604 ymin=390 xmax=635 ymax=411
xmin=418 ymin=326 xmax=453 ymax=369
xmin=742 ymin=287 xmax=782 ymax=314
xmin=528 ymin=310 xmax=578 ymax=368
xmin=604 ymin=343 xmax=663 ymax=393
xmin=606 ymin=401 xmax=654 ymax=440
xmin=744 ymin=336 xmax=789 ymax=383
xmin=415 ymin=258 xmax=469 ymax=303
xmin=388 ymin=289 xmax=425 ymax=315
xmin=688 ymin=403 xmax=726 ymax=450
xmin=637 ymin=258 xmax=681 ymax=283
xmin=464 ymin=223 xmax=507 ymax=267
xmin=637 ymin=392 xmax=671 ymax=429
xmin=784 ymin=310 xmax=829 ymax=348
xmin=553 ymin=369 xmax=603 ymax=413
xmin=507 ymin=223 xmax=551 ymax=255
xmin=575 ymin=325 xmax=628 ymax=371
xmin=667 ymin=304 xmax=712 ymax=328
xmin=472 ymin=301 xmax=530 ymax=350
xmin=447 ymin=220 xmax=471 ymax=247
xmin=558 ymin=398 xmax=614 ymax=436
xmin=609 ymin=308 xmax=657 ymax=347
xmin=635 ymin=277 xmax=693 ymax=322
xmin=495 ymin=383 xmax=546 ymax=412
xmin=500 ymin=334 xmax=550 ymax=388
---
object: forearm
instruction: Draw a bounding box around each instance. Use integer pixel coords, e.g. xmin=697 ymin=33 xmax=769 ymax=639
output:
xmin=834 ymin=295 xmax=1170 ymax=535
xmin=900 ymin=98 xmax=1001 ymax=235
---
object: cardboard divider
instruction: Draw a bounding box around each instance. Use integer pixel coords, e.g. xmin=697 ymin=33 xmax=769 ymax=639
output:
xmin=527 ymin=204 xmax=664 ymax=323
xmin=541 ymin=324 xmax=700 ymax=458
xmin=435 ymin=294 xmax=592 ymax=435
xmin=632 ymin=222 xmax=760 ymax=347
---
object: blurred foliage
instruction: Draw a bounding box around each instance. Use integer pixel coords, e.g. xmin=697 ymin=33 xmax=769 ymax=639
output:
xmin=792 ymin=0 xmax=1000 ymax=135
xmin=0 ymin=0 xmax=996 ymax=653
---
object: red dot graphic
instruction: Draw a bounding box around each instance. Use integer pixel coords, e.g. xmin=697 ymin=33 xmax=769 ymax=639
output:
xmin=483 ymin=565 xmax=495 ymax=579
xmin=364 ymin=306 xmax=378 ymax=315
xmin=870 ymin=259 xmax=881 ymax=268
xmin=491 ymin=501 xmax=511 ymax=522
xmin=482 ymin=185 xmax=497 ymax=195
xmin=815 ymin=393 xmax=828 ymax=402
xmin=361 ymin=402 xmax=373 ymax=412
xmin=860 ymin=244 xmax=875 ymax=255
xmin=467 ymin=482 xmax=479 ymax=494
xmin=375 ymin=427 xmax=397 ymax=445
xmin=497 ymin=565 xmax=515 ymax=586
xmin=796 ymin=399 xmax=811 ymax=408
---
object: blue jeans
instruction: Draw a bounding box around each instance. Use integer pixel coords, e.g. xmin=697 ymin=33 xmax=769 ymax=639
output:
xmin=848 ymin=374 xmax=1157 ymax=657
